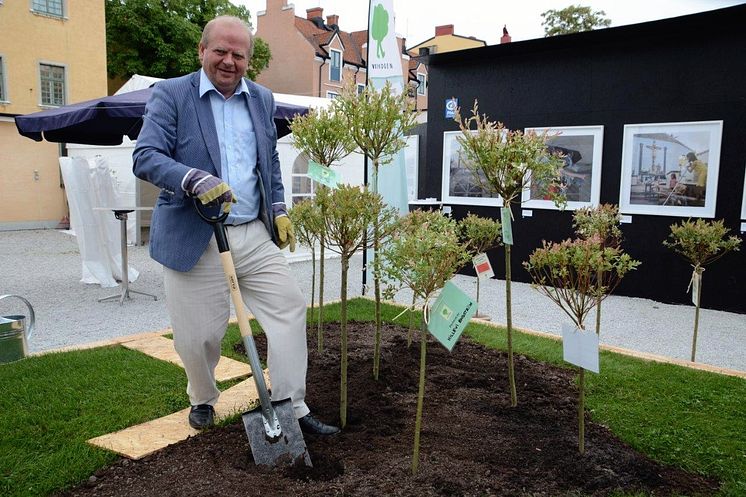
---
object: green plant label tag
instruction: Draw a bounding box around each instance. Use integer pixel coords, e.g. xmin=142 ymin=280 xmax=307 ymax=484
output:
xmin=307 ymin=160 xmax=340 ymax=188
xmin=472 ymin=252 xmax=494 ymax=279
xmin=501 ymin=207 xmax=513 ymax=245
xmin=428 ymin=281 xmax=477 ymax=351
xmin=562 ymin=323 xmax=599 ymax=373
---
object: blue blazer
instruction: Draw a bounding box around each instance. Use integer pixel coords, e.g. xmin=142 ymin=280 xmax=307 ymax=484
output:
xmin=133 ymin=72 xmax=286 ymax=272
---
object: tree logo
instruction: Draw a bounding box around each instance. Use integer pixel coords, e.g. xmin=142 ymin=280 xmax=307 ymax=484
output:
xmin=371 ymin=3 xmax=389 ymax=59
xmin=438 ymin=303 xmax=453 ymax=321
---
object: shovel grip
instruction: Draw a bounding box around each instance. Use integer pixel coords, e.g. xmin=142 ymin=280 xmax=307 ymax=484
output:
xmin=193 ymin=197 xmax=230 ymax=253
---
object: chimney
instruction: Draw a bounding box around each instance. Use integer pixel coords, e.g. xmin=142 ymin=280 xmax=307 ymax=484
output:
xmin=306 ymin=7 xmax=323 ymax=20
xmin=326 ymin=14 xmax=339 ymax=27
xmin=435 ymin=24 xmax=454 ymax=36
xmin=501 ymin=25 xmax=512 ymax=44
xmin=266 ymin=0 xmax=286 ymax=10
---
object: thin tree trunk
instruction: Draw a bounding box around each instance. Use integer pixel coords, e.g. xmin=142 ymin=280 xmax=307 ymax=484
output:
xmin=373 ymin=160 xmax=382 ymax=380
xmin=407 ymin=292 xmax=416 ymax=347
xmin=476 ymin=276 xmax=481 ymax=316
xmin=596 ymin=267 xmax=602 ymax=335
xmin=691 ymin=273 xmax=702 ymax=362
xmin=318 ymin=241 xmax=325 ymax=352
xmin=412 ymin=316 xmax=427 ymax=474
xmin=505 ymin=242 xmax=517 ymax=407
xmin=340 ymin=256 xmax=349 ymax=428
xmin=578 ymin=368 xmax=585 ymax=454
xmin=310 ymin=246 xmax=316 ymax=317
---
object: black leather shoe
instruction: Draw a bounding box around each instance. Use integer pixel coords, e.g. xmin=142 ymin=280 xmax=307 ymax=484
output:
xmin=188 ymin=404 xmax=215 ymax=430
xmin=298 ymin=413 xmax=340 ymax=435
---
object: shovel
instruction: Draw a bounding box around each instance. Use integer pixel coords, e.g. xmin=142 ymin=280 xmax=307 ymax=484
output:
xmin=195 ymin=200 xmax=312 ymax=468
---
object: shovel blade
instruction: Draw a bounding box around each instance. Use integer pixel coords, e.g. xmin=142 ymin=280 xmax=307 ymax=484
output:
xmin=241 ymin=398 xmax=312 ymax=468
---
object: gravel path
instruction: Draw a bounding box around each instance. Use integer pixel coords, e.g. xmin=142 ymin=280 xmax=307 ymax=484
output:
xmin=1 ymin=229 xmax=743 ymax=371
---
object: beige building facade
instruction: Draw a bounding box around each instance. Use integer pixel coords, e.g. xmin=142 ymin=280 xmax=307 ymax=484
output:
xmin=0 ymin=1 xmax=107 ymax=229
xmin=408 ymin=24 xmax=487 ymax=55
xmin=254 ymin=1 xmax=426 ymax=109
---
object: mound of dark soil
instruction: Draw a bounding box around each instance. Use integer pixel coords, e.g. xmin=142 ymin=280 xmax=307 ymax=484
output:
xmin=58 ymin=321 xmax=718 ymax=496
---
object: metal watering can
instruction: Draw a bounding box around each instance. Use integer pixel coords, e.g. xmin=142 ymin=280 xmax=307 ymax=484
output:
xmin=0 ymin=295 xmax=35 ymax=364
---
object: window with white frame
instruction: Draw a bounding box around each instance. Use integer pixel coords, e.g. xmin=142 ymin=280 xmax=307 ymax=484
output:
xmin=357 ymin=83 xmax=365 ymax=95
xmin=326 ymin=91 xmax=340 ymax=99
xmin=417 ymin=73 xmax=426 ymax=95
xmin=40 ymin=63 xmax=65 ymax=106
xmin=32 ymin=0 xmax=64 ymax=17
xmin=291 ymin=155 xmax=317 ymax=205
xmin=329 ymin=49 xmax=342 ymax=82
xmin=0 ymin=57 xmax=6 ymax=102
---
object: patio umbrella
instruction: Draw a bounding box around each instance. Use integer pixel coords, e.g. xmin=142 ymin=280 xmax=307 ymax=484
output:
xmin=15 ymin=87 xmax=308 ymax=146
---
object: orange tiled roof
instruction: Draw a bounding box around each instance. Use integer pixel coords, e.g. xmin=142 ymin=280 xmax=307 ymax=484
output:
xmin=293 ymin=16 xmax=417 ymax=83
xmin=295 ymin=17 xmax=366 ymax=67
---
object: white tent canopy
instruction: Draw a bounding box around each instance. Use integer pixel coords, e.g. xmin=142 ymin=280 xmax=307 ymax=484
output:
xmin=114 ymin=74 xmax=331 ymax=109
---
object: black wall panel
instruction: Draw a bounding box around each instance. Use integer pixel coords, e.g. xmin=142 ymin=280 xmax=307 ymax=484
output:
xmin=422 ymin=6 xmax=746 ymax=313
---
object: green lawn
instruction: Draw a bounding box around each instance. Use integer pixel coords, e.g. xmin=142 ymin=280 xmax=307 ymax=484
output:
xmin=0 ymin=298 xmax=743 ymax=496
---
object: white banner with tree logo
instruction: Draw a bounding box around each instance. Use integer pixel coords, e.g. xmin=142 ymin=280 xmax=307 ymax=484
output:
xmin=368 ymin=0 xmax=409 ymax=214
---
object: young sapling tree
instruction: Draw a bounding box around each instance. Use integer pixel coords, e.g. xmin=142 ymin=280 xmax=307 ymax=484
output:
xmin=288 ymin=199 xmax=325 ymax=350
xmin=663 ymin=218 xmax=741 ymax=361
xmin=458 ymin=213 xmax=502 ymax=319
xmin=380 ymin=209 xmax=470 ymax=474
xmin=334 ymin=81 xmax=419 ymax=381
xmin=572 ymin=204 xmax=623 ymax=334
xmin=524 ymin=237 xmax=639 ymax=454
xmin=317 ymin=184 xmax=398 ymax=428
xmin=454 ymin=101 xmax=565 ymax=406
xmin=290 ymin=106 xmax=356 ymax=350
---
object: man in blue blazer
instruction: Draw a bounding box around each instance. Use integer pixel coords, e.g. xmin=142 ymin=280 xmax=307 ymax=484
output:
xmin=133 ymin=15 xmax=338 ymax=435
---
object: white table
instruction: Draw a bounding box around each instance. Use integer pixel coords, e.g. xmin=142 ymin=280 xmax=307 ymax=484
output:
xmin=94 ymin=207 xmax=157 ymax=305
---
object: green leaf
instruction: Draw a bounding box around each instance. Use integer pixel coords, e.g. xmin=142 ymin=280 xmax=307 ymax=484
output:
xmin=540 ymin=5 xmax=611 ymax=37
xmin=453 ymin=101 xmax=566 ymax=208
xmin=105 ymin=0 xmax=270 ymax=80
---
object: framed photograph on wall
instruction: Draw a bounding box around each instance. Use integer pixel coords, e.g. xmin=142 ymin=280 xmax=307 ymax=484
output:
xmin=521 ymin=125 xmax=604 ymax=210
xmin=619 ymin=120 xmax=722 ymax=218
xmin=441 ymin=131 xmax=502 ymax=206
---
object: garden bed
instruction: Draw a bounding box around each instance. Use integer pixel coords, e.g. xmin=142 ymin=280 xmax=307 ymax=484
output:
xmin=58 ymin=321 xmax=719 ymax=496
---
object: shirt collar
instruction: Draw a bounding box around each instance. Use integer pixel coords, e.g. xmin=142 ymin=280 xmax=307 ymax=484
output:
xmin=198 ymin=68 xmax=249 ymax=99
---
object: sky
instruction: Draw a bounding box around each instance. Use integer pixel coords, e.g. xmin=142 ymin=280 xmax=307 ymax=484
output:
xmin=236 ymin=0 xmax=744 ymax=46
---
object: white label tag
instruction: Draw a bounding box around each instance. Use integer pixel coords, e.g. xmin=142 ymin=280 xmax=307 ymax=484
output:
xmin=691 ymin=271 xmax=701 ymax=306
xmin=472 ymin=252 xmax=494 ymax=279
xmin=562 ymin=323 xmax=599 ymax=373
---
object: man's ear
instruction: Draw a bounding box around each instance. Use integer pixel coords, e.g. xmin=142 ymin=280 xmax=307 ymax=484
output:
xmin=198 ymin=43 xmax=205 ymax=64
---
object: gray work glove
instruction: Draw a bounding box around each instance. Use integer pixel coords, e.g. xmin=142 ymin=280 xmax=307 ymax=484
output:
xmin=183 ymin=169 xmax=236 ymax=213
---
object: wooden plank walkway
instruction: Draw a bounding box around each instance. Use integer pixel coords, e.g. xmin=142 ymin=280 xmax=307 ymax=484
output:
xmin=87 ymin=334 xmax=262 ymax=459
xmin=121 ymin=335 xmax=250 ymax=382
xmin=87 ymin=373 xmax=268 ymax=460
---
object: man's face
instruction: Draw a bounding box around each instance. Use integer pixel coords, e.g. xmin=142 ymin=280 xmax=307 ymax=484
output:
xmin=199 ymin=21 xmax=251 ymax=99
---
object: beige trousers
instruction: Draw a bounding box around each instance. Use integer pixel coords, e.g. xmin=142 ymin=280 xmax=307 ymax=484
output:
xmin=164 ymin=220 xmax=310 ymax=418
